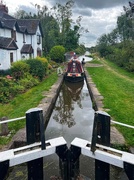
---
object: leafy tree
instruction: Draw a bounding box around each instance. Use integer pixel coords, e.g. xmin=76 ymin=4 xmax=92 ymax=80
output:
xmin=14 ymin=1 xmax=87 ymax=54
xmin=42 ymin=15 xmax=60 ymax=54
xmin=75 ymin=44 xmax=86 ymax=55
xmin=52 ymin=0 xmax=74 ymax=45
xmin=51 ymin=0 xmax=87 ymax=50
xmin=50 ymin=45 xmax=65 ymax=63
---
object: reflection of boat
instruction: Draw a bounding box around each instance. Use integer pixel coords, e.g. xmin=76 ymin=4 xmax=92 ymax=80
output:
xmin=64 ymin=58 xmax=85 ymax=82
xmin=64 ymin=80 xmax=84 ymax=101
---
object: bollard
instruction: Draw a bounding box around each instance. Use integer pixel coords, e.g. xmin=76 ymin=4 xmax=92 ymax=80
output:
xmin=26 ymin=108 xmax=45 ymax=180
xmin=91 ymin=111 xmax=111 ymax=180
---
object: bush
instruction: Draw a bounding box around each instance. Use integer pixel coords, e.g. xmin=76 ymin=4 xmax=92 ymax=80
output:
xmin=36 ymin=56 xmax=48 ymax=75
xmin=18 ymin=74 xmax=39 ymax=89
xmin=126 ymin=59 xmax=134 ymax=72
xmin=26 ymin=58 xmax=46 ymax=80
xmin=10 ymin=85 xmax=25 ymax=95
xmin=0 ymin=77 xmax=16 ymax=103
xmin=50 ymin=45 xmax=65 ymax=63
xmin=11 ymin=61 xmax=30 ymax=80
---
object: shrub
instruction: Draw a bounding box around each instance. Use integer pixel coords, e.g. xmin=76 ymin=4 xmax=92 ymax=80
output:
xmin=50 ymin=45 xmax=65 ymax=63
xmin=36 ymin=56 xmax=48 ymax=75
xmin=49 ymin=60 xmax=58 ymax=68
xmin=10 ymin=85 xmax=25 ymax=95
xmin=18 ymin=74 xmax=39 ymax=89
xmin=11 ymin=61 xmax=30 ymax=80
xmin=125 ymin=59 xmax=134 ymax=72
xmin=0 ymin=77 xmax=15 ymax=103
xmin=26 ymin=59 xmax=46 ymax=80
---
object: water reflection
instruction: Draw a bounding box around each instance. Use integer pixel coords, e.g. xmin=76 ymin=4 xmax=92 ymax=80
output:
xmin=64 ymin=81 xmax=84 ymax=101
xmin=46 ymin=80 xmax=94 ymax=144
xmin=45 ymin=80 xmax=95 ymax=179
xmin=53 ymin=81 xmax=84 ymax=128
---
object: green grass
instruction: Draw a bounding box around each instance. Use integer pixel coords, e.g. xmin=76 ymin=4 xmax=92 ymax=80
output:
xmin=103 ymin=58 xmax=134 ymax=79
xmin=0 ymin=72 xmax=58 ymax=146
xmin=86 ymin=61 xmax=134 ymax=146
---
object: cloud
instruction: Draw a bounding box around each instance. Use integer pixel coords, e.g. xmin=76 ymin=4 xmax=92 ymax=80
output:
xmin=74 ymin=0 xmax=129 ymax=9
xmin=49 ymin=0 xmax=129 ymax=9
xmin=73 ymin=7 xmax=92 ymax=17
xmin=5 ymin=0 xmax=131 ymax=47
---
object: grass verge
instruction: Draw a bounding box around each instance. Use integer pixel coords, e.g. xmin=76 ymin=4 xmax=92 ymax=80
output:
xmin=0 ymin=72 xmax=58 ymax=146
xmin=86 ymin=58 xmax=134 ymax=146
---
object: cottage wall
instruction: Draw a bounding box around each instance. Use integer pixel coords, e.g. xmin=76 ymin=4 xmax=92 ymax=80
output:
xmin=0 ymin=14 xmax=43 ymax=69
xmin=0 ymin=28 xmax=11 ymax=37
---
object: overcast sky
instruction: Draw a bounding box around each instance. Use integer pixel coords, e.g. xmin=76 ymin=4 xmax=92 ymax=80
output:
xmin=4 ymin=0 xmax=132 ymax=47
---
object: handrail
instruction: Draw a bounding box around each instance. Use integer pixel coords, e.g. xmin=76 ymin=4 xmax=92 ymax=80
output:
xmin=0 ymin=116 xmax=134 ymax=129
xmin=111 ymin=120 xmax=134 ymax=129
xmin=0 ymin=116 xmax=26 ymax=124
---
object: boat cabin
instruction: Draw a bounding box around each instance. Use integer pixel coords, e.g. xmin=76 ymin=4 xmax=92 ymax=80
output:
xmin=64 ymin=58 xmax=85 ymax=82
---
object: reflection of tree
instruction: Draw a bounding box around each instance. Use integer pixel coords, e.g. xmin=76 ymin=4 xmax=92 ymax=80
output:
xmin=53 ymin=81 xmax=84 ymax=128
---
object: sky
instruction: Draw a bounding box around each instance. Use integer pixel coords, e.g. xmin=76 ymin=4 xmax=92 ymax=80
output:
xmin=3 ymin=0 xmax=132 ymax=47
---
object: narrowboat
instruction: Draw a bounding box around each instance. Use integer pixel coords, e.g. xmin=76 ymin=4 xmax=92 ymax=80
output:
xmin=64 ymin=58 xmax=85 ymax=82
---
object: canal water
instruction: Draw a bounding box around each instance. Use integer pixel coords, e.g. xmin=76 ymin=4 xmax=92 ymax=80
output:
xmin=44 ymin=80 xmax=95 ymax=179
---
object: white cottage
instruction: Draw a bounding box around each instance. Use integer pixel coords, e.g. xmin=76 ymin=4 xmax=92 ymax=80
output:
xmin=0 ymin=3 xmax=43 ymax=70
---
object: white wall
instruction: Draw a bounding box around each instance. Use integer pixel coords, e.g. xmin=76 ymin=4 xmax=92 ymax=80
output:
xmin=0 ymin=24 xmax=43 ymax=70
xmin=0 ymin=28 xmax=11 ymax=37
xmin=16 ymin=32 xmax=24 ymax=60
xmin=0 ymin=49 xmax=17 ymax=70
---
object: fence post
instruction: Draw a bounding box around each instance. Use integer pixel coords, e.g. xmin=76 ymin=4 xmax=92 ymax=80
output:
xmin=26 ymin=108 xmax=45 ymax=180
xmin=0 ymin=117 xmax=9 ymax=136
xmin=91 ymin=111 xmax=111 ymax=180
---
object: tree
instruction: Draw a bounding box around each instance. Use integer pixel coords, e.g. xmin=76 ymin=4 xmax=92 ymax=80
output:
xmin=51 ymin=0 xmax=87 ymax=50
xmin=50 ymin=45 xmax=65 ymax=63
xmin=14 ymin=1 xmax=87 ymax=54
xmin=14 ymin=10 xmax=33 ymax=19
xmin=42 ymin=15 xmax=60 ymax=54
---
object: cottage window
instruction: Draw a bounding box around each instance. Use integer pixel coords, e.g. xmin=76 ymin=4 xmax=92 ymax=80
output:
xmin=37 ymin=34 xmax=41 ymax=44
xmin=10 ymin=53 xmax=13 ymax=64
xmin=11 ymin=30 xmax=16 ymax=42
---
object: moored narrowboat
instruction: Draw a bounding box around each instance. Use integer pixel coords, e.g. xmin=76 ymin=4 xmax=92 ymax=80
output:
xmin=64 ymin=58 xmax=85 ymax=82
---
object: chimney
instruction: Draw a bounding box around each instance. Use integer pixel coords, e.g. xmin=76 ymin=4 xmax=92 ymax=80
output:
xmin=0 ymin=1 xmax=8 ymax=14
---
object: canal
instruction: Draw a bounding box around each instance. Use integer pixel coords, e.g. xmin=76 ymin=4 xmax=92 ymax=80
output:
xmin=44 ymin=80 xmax=95 ymax=179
